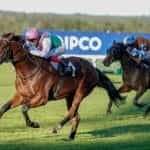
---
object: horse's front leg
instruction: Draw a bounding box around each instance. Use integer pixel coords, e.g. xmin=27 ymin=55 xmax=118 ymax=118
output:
xmin=22 ymin=104 xmax=40 ymax=128
xmin=51 ymin=96 xmax=82 ymax=140
xmin=106 ymin=84 xmax=130 ymax=115
xmin=0 ymin=93 xmax=24 ymax=118
xmin=118 ymin=84 xmax=131 ymax=93
xmin=106 ymin=101 xmax=113 ymax=115
xmin=133 ymin=89 xmax=146 ymax=108
xmin=22 ymin=93 xmax=48 ymax=128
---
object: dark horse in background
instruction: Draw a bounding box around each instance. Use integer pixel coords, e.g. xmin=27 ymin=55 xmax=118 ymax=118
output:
xmin=103 ymin=41 xmax=150 ymax=116
xmin=134 ymin=37 xmax=150 ymax=50
xmin=0 ymin=33 xmax=124 ymax=140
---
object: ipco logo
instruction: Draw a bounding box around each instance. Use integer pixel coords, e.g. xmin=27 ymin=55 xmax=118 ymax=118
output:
xmin=59 ymin=36 xmax=102 ymax=51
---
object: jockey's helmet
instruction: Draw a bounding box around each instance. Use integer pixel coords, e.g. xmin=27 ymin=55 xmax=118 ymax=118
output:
xmin=123 ymin=35 xmax=136 ymax=45
xmin=25 ymin=28 xmax=40 ymax=40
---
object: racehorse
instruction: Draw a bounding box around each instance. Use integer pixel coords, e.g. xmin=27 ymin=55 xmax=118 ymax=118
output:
xmin=0 ymin=33 xmax=124 ymax=140
xmin=103 ymin=41 xmax=150 ymax=116
xmin=134 ymin=37 xmax=150 ymax=50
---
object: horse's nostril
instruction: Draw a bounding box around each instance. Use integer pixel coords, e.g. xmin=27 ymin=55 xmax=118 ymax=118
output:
xmin=103 ymin=58 xmax=110 ymax=66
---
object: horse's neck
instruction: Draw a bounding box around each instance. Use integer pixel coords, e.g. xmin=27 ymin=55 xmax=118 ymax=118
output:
xmin=13 ymin=52 xmax=39 ymax=77
xmin=120 ymin=52 xmax=137 ymax=73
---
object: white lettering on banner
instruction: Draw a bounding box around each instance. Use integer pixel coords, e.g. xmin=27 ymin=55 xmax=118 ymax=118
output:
xmin=79 ymin=37 xmax=89 ymax=50
xmin=90 ymin=37 xmax=102 ymax=51
xmin=59 ymin=36 xmax=102 ymax=51
xmin=70 ymin=36 xmax=79 ymax=50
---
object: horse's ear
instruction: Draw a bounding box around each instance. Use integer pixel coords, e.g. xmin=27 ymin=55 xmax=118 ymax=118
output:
xmin=2 ymin=32 xmax=15 ymax=41
xmin=7 ymin=33 xmax=15 ymax=41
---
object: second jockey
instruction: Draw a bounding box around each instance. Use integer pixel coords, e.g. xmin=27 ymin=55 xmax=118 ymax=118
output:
xmin=126 ymin=44 xmax=150 ymax=71
xmin=123 ymin=35 xmax=136 ymax=52
xmin=24 ymin=28 xmax=76 ymax=77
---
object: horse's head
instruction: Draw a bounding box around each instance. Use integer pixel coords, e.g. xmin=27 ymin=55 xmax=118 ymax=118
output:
xmin=103 ymin=41 xmax=127 ymax=66
xmin=0 ymin=33 xmax=25 ymax=64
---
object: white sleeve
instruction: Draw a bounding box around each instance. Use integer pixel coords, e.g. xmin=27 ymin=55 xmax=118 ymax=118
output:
xmin=30 ymin=38 xmax=51 ymax=57
xmin=55 ymin=45 xmax=65 ymax=56
xmin=42 ymin=38 xmax=51 ymax=53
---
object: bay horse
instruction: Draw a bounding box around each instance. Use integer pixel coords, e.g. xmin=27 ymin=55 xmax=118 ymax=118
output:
xmin=0 ymin=33 xmax=124 ymax=140
xmin=103 ymin=41 xmax=150 ymax=116
xmin=134 ymin=37 xmax=150 ymax=50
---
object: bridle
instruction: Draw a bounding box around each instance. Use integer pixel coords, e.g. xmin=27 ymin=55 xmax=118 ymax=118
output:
xmin=0 ymin=39 xmax=42 ymax=80
xmin=0 ymin=39 xmax=12 ymax=63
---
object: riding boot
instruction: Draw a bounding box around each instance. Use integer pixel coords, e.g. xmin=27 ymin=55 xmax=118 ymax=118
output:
xmin=64 ymin=65 xmax=73 ymax=76
xmin=54 ymin=78 xmax=64 ymax=97
xmin=58 ymin=59 xmax=74 ymax=77
xmin=54 ymin=65 xmax=74 ymax=97
xmin=54 ymin=60 xmax=68 ymax=97
xmin=58 ymin=59 xmax=68 ymax=76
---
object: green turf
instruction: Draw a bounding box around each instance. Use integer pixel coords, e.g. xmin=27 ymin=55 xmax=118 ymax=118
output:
xmin=0 ymin=63 xmax=150 ymax=150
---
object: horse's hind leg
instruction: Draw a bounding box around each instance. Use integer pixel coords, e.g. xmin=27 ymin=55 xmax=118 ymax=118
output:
xmin=66 ymin=96 xmax=80 ymax=140
xmin=51 ymin=94 xmax=80 ymax=140
xmin=69 ymin=112 xmax=80 ymax=140
xmin=22 ymin=104 xmax=40 ymax=128
xmin=51 ymin=79 xmax=86 ymax=140
xmin=51 ymin=95 xmax=82 ymax=140
xmin=0 ymin=93 xmax=23 ymax=118
xmin=106 ymin=84 xmax=130 ymax=115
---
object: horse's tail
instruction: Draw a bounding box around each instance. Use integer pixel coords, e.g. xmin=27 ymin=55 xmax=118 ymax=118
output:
xmin=96 ymin=68 xmax=126 ymax=105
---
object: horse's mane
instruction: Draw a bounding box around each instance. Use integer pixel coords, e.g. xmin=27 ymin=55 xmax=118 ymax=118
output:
xmin=117 ymin=46 xmax=143 ymax=70
xmin=110 ymin=42 xmax=139 ymax=67
xmin=2 ymin=32 xmax=25 ymax=44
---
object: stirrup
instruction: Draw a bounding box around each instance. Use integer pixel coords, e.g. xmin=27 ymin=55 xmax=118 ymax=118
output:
xmin=68 ymin=62 xmax=76 ymax=77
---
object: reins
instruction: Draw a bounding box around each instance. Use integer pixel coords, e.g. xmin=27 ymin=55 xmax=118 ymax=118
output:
xmin=8 ymin=41 xmax=42 ymax=80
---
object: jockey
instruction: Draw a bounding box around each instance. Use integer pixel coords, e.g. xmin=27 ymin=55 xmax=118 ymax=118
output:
xmin=123 ymin=35 xmax=136 ymax=51
xmin=24 ymin=28 xmax=75 ymax=77
xmin=128 ymin=44 xmax=150 ymax=69
xmin=124 ymin=35 xmax=150 ymax=69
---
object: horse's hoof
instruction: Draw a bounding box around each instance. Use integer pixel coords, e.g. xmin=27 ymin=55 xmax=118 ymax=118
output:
xmin=143 ymin=112 xmax=148 ymax=118
xmin=50 ymin=124 xmax=62 ymax=134
xmin=28 ymin=121 xmax=40 ymax=128
xmin=143 ymin=110 xmax=149 ymax=118
xmin=62 ymin=137 xmax=74 ymax=141
xmin=106 ymin=111 xmax=112 ymax=115
xmin=135 ymin=103 xmax=146 ymax=108
xmin=120 ymin=97 xmax=126 ymax=104
xmin=69 ymin=134 xmax=75 ymax=140
xmin=50 ymin=127 xmax=58 ymax=134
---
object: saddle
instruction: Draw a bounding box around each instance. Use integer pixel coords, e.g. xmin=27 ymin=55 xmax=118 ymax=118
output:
xmin=58 ymin=58 xmax=81 ymax=77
